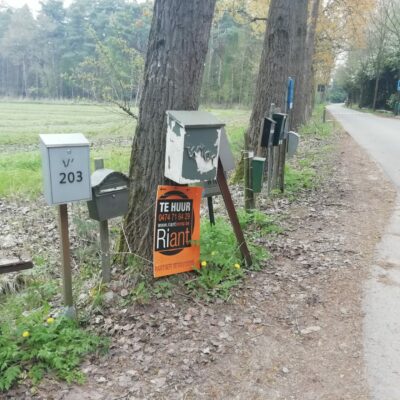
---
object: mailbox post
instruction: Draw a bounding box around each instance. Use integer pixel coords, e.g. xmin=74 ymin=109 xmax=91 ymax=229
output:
xmin=40 ymin=133 xmax=91 ymax=316
xmin=259 ymin=116 xmax=276 ymax=195
xmin=271 ymin=113 xmax=287 ymax=190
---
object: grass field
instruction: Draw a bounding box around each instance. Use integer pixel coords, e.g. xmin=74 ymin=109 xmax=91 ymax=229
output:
xmin=0 ymin=101 xmax=249 ymax=198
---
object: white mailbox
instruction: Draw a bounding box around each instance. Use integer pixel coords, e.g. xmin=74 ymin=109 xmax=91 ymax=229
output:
xmin=40 ymin=133 xmax=91 ymax=205
xmin=164 ymin=111 xmax=224 ymax=184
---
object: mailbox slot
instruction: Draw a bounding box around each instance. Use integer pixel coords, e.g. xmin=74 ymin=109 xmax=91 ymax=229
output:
xmin=87 ymin=169 xmax=130 ymax=221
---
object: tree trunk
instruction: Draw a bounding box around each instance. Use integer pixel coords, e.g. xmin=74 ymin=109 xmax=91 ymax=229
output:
xmin=247 ymin=0 xmax=292 ymax=151
xmin=372 ymin=73 xmax=380 ymax=111
xmin=303 ymin=0 xmax=321 ymax=122
xmin=120 ymin=0 xmax=217 ymax=263
xmin=288 ymin=0 xmax=309 ymax=130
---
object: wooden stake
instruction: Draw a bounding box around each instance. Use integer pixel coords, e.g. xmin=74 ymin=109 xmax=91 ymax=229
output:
xmin=217 ymin=158 xmax=252 ymax=267
xmin=100 ymin=219 xmax=111 ymax=282
xmin=278 ymin=138 xmax=287 ymax=193
xmin=58 ymin=204 xmax=73 ymax=309
xmin=271 ymin=146 xmax=280 ymax=189
xmin=243 ymin=151 xmax=255 ymax=211
xmin=207 ymin=196 xmax=215 ymax=225
xmin=94 ymin=158 xmax=111 ymax=283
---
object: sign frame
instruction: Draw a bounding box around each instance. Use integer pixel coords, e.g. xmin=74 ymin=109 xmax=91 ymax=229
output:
xmin=153 ymin=185 xmax=203 ymax=278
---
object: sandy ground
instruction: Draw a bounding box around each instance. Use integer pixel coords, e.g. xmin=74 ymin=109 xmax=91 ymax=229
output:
xmin=2 ymin=123 xmax=396 ymax=399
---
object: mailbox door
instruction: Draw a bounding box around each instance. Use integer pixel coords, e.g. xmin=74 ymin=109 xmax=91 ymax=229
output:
xmin=181 ymin=127 xmax=220 ymax=182
xmin=261 ymin=118 xmax=275 ymax=148
xmin=94 ymin=189 xmax=129 ymax=221
xmin=48 ymin=146 xmax=91 ymax=204
xmin=272 ymin=114 xmax=287 ymax=146
xmin=287 ymin=131 xmax=300 ymax=158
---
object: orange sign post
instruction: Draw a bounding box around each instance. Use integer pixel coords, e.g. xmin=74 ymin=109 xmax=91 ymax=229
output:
xmin=153 ymin=185 xmax=203 ymax=278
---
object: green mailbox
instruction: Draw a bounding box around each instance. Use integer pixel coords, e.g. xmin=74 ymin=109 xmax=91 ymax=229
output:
xmin=251 ymin=157 xmax=266 ymax=193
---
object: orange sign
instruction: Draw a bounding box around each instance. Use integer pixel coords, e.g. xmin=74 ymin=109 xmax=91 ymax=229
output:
xmin=153 ymin=185 xmax=203 ymax=278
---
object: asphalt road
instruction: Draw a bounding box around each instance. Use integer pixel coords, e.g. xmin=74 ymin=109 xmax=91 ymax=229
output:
xmin=328 ymin=104 xmax=400 ymax=400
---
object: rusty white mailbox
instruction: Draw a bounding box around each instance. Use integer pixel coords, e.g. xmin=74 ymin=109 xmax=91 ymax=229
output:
xmin=40 ymin=133 xmax=91 ymax=205
xmin=164 ymin=111 xmax=224 ymax=184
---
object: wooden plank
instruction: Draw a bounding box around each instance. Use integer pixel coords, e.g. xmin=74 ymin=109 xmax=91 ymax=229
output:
xmin=217 ymin=158 xmax=253 ymax=267
xmin=0 ymin=260 xmax=33 ymax=275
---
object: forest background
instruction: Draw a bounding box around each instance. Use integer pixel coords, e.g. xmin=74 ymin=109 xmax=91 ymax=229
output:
xmin=1 ymin=0 xmax=396 ymax=111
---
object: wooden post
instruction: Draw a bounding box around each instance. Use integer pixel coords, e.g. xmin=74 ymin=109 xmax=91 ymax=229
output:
xmin=323 ymin=107 xmax=326 ymax=123
xmin=58 ymin=204 xmax=74 ymax=311
xmin=217 ymin=159 xmax=252 ymax=267
xmin=271 ymin=146 xmax=280 ymax=189
xmin=243 ymin=150 xmax=255 ymax=211
xmin=99 ymin=220 xmax=111 ymax=282
xmin=278 ymin=138 xmax=287 ymax=192
xmin=94 ymin=158 xmax=111 ymax=283
xmin=207 ymin=196 xmax=215 ymax=225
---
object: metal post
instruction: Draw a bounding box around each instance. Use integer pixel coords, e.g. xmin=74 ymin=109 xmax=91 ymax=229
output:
xmin=207 ymin=196 xmax=215 ymax=225
xmin=58 ymin=204 xmax=74 ymax=314
xmin=217 ymin=158 xmax=252 ymax=267
xmin=323 ymin=107 xmax=326 ymax=123
xmin=94 ymin=158 xmax=111 ymax=283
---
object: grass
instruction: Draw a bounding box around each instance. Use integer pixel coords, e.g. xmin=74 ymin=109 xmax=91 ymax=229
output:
xmin=0 ymin=100 xmax=135 ymax=146
xmin=348 ymin=104 xmax=398 ymax=119
xmin=269 ymin=103 xmax=334 ymax=199
xmin=0 ymin=100 xmax=250 ymax=198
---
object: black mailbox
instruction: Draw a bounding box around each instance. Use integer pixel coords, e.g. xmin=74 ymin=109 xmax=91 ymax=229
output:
xmin=261 ymin=117 xmax=276 ymax=148
xmin=87 ymin=169 xmax=129 ymax=221
xmin=272 ymin=113 xmax=287 ymax=146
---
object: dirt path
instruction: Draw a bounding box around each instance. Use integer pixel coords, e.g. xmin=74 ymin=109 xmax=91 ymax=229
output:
xmin=3 ymin=126 xmax=396 ymax=399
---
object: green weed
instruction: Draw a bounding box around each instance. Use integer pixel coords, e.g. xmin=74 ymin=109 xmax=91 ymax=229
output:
xmin=153 ymin=281 xmax=174 ymax=299
xmin=186 ymin=212 xmax=270 ymax=300
xmin=0 ymin=305 xmax=108 ymax=391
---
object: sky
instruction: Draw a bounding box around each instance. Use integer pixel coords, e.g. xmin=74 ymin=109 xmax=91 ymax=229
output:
xmin=1 ymin=0 xmax=147 ymax=15
xmin=1 ymin=0 xmax=73 ymax=15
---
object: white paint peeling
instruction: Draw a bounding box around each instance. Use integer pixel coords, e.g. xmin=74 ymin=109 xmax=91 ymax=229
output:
xmin=194 ymin=151 xmax=216 ymax=175
xmin=164 ymin=117 xmax=185 ymax=183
